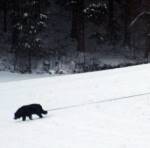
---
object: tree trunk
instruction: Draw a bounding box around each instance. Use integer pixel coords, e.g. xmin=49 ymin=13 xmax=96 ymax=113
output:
xmin=3 ymin=0 xmax=7 ymax=32
xmin=108 ymin=0 xmax=114 ymax=45
xmin=76 ymin=0 xmax=85 ymax=52
xmin=71 ymin=1 xmax=78 ymax=39
xmin=71 ymin=0 xmax=85 ymax=52
xmin=123 ymin=0 xmax=131 ymax=47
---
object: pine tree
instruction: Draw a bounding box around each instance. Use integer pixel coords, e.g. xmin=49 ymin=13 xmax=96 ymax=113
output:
xmin=12 ymin=0 xmax=48 ymax=73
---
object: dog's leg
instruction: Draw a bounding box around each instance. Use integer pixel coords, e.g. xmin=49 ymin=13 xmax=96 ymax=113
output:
xmin=22 ymin=116 xmax=26 ymax=121
xmin=29 ymin=115 xmax=32 ymax=120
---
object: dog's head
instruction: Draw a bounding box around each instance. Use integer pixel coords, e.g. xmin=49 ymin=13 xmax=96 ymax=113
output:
xmin=14 ymin=112 xmax=21 ymax=120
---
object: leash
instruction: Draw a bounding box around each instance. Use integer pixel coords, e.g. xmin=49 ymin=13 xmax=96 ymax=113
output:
xmin=47 ymin=91 xmax=150 ymax=112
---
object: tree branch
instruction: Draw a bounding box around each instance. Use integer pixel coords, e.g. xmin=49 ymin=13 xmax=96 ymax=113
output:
xmin=129 ymin=11 xmax=150 ymax=28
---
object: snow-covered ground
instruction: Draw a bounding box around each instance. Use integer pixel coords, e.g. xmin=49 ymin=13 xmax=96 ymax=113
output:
xmin=1 ymin=64 xmax=150 ymax=148
xmin=0 ymin=71 xmax=49 ymax=82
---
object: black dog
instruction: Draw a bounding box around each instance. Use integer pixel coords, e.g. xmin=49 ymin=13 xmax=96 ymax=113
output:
xmin=14 ymin=104 xmax=48 ymax=121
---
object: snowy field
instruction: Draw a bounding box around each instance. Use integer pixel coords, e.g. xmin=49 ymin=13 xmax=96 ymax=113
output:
xmin=0 ymin=71 xmax=49 ymax=82
xmin=1 ymin=64 xmax=150 ymax=148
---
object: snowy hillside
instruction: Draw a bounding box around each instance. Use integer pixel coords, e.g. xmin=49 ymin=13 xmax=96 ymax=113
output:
xmin=1 ymin=64 xmax=150 ymax=148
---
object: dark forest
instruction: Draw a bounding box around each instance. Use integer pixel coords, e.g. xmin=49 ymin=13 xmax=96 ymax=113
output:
xmin=0 ymin=0 xmax=150 ymax=74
